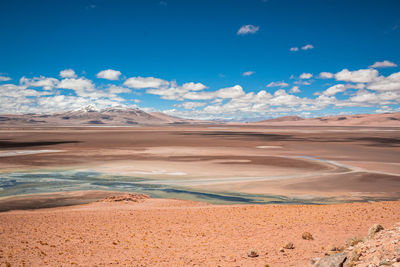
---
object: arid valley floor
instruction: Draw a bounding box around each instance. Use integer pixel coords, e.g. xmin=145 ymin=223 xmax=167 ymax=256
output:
xmin=1 ymin=125 xmax=400 ymax=266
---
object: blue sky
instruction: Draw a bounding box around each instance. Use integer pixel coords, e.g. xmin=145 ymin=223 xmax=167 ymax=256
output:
xmin=1 ymin=0 xmax=400 ymax=119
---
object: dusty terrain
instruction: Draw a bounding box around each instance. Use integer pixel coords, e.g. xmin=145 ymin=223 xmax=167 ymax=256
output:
xmin=253 ymin=112 xmax=400 ymax=127
xmin=0 ymin=196 xmax=399 ymax=266
xmin=1 ymin=125 xmax=400 ymax=266
xmin=1 ymin=125 xmax=400 ymax=200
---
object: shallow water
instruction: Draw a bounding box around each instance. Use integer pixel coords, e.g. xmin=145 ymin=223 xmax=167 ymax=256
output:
xmin=0 ymin=170 xmax=335 ymax=205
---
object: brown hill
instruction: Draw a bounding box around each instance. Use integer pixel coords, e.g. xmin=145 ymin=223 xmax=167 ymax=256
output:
xmin=0 ymin=106 xmax=195 ymax=126
xmin=254 ymin=112 xmax=400 ymax=127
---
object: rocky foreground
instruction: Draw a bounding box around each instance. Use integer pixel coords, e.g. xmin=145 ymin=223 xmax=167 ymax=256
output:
xmin=0 ymin=195 xmax=400 ymax=266
xmin=312 ymin=223 xmax=400 ymax=266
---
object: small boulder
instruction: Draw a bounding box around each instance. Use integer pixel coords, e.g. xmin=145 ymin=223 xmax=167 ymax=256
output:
xmin=247 ymin=249 xmax=259 ymax=258
xmin=345 ymin=237 xmax=363 ymax=247
xmin=302 ymin=232 xmax=314 ymax=240
xmin=345 ymin=247 xmax=361 ymax=266
xmin=368 ymin=224 xmax=384 ymax=238
xmin=313 ymin=252 xmax=347 ymax=267
xmin=283 ymin=242 xmax=294 ymax=249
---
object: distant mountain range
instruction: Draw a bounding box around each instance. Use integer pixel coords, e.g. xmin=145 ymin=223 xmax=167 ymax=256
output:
xmin=0 ymin=106 xmax=399 ymax=127
xmin=251 ymin=112 xmax=400 ymax=127
xmin=0 ymin=106 xmax=204 ymax=126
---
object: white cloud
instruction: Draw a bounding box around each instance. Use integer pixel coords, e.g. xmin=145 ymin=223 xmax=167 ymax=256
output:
xmin=174 ymin=102 xmax=206 ymax=109
xmin=322 ymin=84 xmax=347 ymax=96
xmin=0 ymin=76 xmax=11 ymax=81
xmin=146 ymin=82 xmax=208 ymax=100
xmin=3 ymin=65 xmax=400 ymax=119
xmin=96 ymin=69 xmax=122 ymax=80
xmin=215 ymin=85 xmax=245 ymax=98
xmin=58 ymin=77 xmax=94 ymax=91
xmin=179 ymin=82 xmax=207 ymax=91
xmin=319 ymin=72 xmax=334 ymax=79
xmin=237 ymin=25 xmax=259 ymax=35
xmin=59 ymin=69 xmax=77 ymax=78
xmin=20 ymin=76 xmax=59 ymax=90
xmin=289 ymin=86 xmax=300 ymax=93
xmin=124 ymin=76 xmax=169 ymax=89
xmin=294 ymin=80 xmax=311 ymax=85
xmin=322 ymin=83 xmax=364 ymax=96
xmin=300 ymin=73 xmax=313 ymax=79
xmin=242 ymin=71 xmax=255 ymax=76
xmin=290 ymin=47 xmax=299 ymax=52
xmin=367 ymin=72 xmax=400 ymax=91
xmin=107 ymin=85 xmax=131 ymax=94
xmin=335 ymin=68 xmax=379 ymax=83
xmin=57 ymin=77 xmax=114 ymax=99
xmin=266 ymin=81 xmax=289 ymax=87
xmin=369 ymin=60 xmax=397 ymax=68
xmin=301 ymin=44 xmax=314 ymax=50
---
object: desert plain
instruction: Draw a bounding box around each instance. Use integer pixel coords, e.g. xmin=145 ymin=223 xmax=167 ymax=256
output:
xmin=1 ymin=124 xmax=400 ymax=266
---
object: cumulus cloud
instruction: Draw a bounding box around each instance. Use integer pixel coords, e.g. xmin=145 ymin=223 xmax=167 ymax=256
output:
xmin=0 ymin=76 xmax=11 ymax=81
xmin=290 ymin=47 xmax=299 ymax=52
xmin=319 ymin=72 xmax=334 ymax=79
xmin=289 ymin=86 xmax=300 ymax=93
xmin=96 ymin=69 xmax=122 ymax=80
xmin=59 ymin=69 xmax=77 ymax=78
xmin=58 ymin=77 xmax=94 ymax=91
xmin=242 ymin=71 xmax=255 ymax=76
xmin=124 ymin=76 xmax=169 ymax=89
xmin=266 ymin=81 xmax=289 ymax=87
xmin=215 ymin=85 xmax=245 ymax=98
xmin=322 ymin=84 xmax=347 ymax=96
xmin=367 ymin=72 xmax=400 ymax=91
xmin=179 ymin=82 xmax=207 ymax=91
xmin=20 ymin=76 xmax=59 ymax=90
xmin=369 ymin=60 xmax=397 ymax=68
xmin=174 ymin=102 xmax=206 ymax=109
xmin=322 ymin=83 xmax=365 ymax=96
xmin=147 ymin=82 xmax=208 ymax=100
xmin=107 ymin=85 xmax=131 ymax=94
xmin=301 ymin=44 xmax=314 ymax=50
xmin=335 ymin=68 xmax=379 ymax=83
xmin=3 ymin=65 xmax=400 ymax=119
xmin=300 ymin=73 xmax=313 ymax=79
xmin=237 ymin=25 xmax=259 ymax=35
xmin=294 ymin=80 xmax=311 ymax=85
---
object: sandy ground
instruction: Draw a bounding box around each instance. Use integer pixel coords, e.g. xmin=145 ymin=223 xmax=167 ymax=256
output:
xmin=1 ymin=126 xmax=399 ymax=199
xmin=1 ymin=126 xmax=400 ymax=266
xmin=0 ymin=196 xmax=399 ymax=266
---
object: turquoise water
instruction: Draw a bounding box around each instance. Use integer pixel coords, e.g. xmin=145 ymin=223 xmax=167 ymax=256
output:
xmin=1 ymin=170 xmax=394 ymax=205
xmin=0 ymin=170 xmax=332 ymax=205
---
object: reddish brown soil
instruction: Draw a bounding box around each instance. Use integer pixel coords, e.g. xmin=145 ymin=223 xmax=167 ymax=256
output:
xmin=1 ymin=196 xmax=399 ymax=266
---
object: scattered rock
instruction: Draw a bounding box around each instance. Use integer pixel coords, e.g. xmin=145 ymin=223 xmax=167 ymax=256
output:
xmin=330 ymin=246 xmax=345 ymax=252
xmin=312 ymin=223 xmax=400 ymax=267
xmin=379 ymin=260 xmax=392 ymax=266
xmin=247 ymin=249 xmax=259 ymax=258
xmin=310 ymin=258 xmax=321 ymax=265
xmin=283 ymin=242 xmax=294 ymax=249
xmin=313 ymin=252 xmax=347 ymax=267
xmin=98 ymin=194 xmax=150 ymax=203
xmin=345 ymin=247 xmax=361 ymax=266
xmin=368 ymin=224 xmax=384 ymax=238
xmin=346 ymin=237 xmax=363 ymax=247
xmin=302 ymin=232 xmax=314 ymax=240
xmin=279 ymin=248 xmax=285 ymax=253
